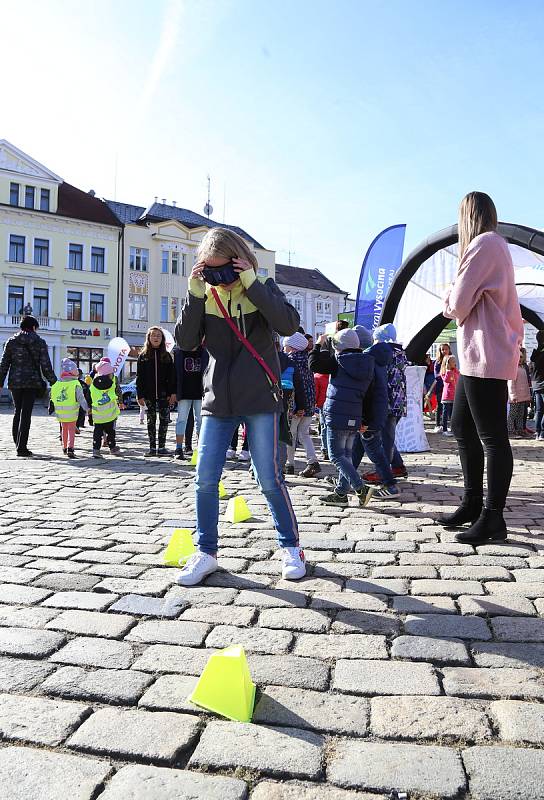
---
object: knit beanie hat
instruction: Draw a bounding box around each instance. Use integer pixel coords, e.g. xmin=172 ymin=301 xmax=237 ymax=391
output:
xmin=60 ymin=358 xmax=78 ymax=377
xmin=332 ymin=328 xmax=361 ymax=352
xmin=353 ymin=325 xmax=373 ymax=348
xmin=96 ymin=359 xmax=114 ymax=376
xmin=373 ymin=323 xmax=397 ymax=343
xmin=283 ymin=332 xmax=309 ymax=351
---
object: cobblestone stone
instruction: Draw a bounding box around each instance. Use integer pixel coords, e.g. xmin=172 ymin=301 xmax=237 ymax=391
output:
xmin=45 ymin=610 xmax=135 ymax=638
xmin=50 ymin=636 xmax=134 ymax=668
xmin=98 ymin=765 xmax=247 ymax=800
xmin=463 ymin=745 xmax=544 ymax=800
xmin=404 ymin=613 xmax=492 ymax=640
xmin=491 ymin=616 xmax=544 ymax=641
xmin=332 ymin=610 xmax=400 ymax=635
xmin=42 ymin=665 xmax=153 ymax=704
xmin=259 ymin=608 xmax=330 ymax=632
xmin=328 ymin=740 xmax=466 ymax=797
xmin=0 ymin=692 xmax=90 ymax=745
xmin=190 ymin=720 xmax=324 ymax=779
xmin=126 ymin=619 xmax=210 ymax=646
xmin=333 ymin=659 xmax=440 ymax=695
xmin=458 ymin=594 xmax=536 ymax=616
xmin=472 ymin=641 xmax=544 ymax=668
xmin=491 ymin=699 xmax=544 ymax=744
xmin=294 ymin=633 xmax=387 ymax=659
xmin=42 ymin=591 xmax=118 ymax=611
xmin=68 ymin=707 xmax=201 ymax=762
xmin=0 ymin=655 xmax=55 ymax=690
xmin=0 ymin=746 xmax=111 ymax=800
xmin=254 ymin=686 xmax=368 ymax=735
xmin=443 ymin=667 xmax=544 ymax=699
xmin=0 ymin=626 xmax=65 ymax=656
xmin=206 ymin=625 xmax=293 ymax=653
xmin=392 ymin=635 xmax=471 ymax=664
xmin=371 ymin=695 xmax=492 ymax=741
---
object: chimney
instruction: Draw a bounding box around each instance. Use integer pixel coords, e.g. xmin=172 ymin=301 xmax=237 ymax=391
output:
xmin=172 ymin=200 xmax=177 ymax=207
xmin=154 ymin=196 xmax=158 ymax=203
xmin=162 ymin=198 xmax=166 ymax=204
xmin=88 ymin=189 xmax=96 ymax=196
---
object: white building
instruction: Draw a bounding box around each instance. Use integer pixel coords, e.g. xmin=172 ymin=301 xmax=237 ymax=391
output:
xmin=275 ymin=263 xmax=349 ymax=337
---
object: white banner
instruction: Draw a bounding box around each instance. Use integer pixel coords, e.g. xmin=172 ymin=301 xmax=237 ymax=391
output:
xmin=162 ymin=328 xmax=175 ymax=353
xmin=107 ymin=336 xmax=130 ymax=377
xmin=395 ymin=365 xmax=430 ymax=452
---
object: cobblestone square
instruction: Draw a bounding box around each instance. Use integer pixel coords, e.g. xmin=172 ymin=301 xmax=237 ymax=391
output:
xmin=1 ymin=408 xmax=544 ymax=798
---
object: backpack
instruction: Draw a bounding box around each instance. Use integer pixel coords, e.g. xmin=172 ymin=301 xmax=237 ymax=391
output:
xmin=387 ymin=345 xmax=408 ymax=418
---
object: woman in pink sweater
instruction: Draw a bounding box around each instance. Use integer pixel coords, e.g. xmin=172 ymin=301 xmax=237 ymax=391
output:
xmin=439 ymin=192 xmax=524 ymax=544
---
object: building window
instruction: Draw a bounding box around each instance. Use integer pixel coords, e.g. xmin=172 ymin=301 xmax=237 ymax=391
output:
xmin=292 ymin=297 xmax=303 ymax=315
xmin=8 ymin=285 xmax=24 ymax=315
xmin=24 ymin=186 xmax=35 ymax=208
xmin=160 ymin=296 xmax=168 ymax=322
xmin=67 ymin=346 xmax=103 ymax=376
xmin=67 ymin=290 xmax=82 ymax=321
xmin=9 ymin=183 xmax=19 ymax=206
xmin=40 ymin=189 xmax=50 ymax=212
xmin=161 ymin=251 xmax=169 ymax=273
xmin=170 ymin=297 xmax=179 ymax=322
xmin=181 ymin=253 xmax=186 ymax=276
xmin=129 ymin=246 xmax=148 ymax=271
xmin=33 ymin=288 xmax=49 ymax=317
xmin=128 ymin=293 xmax=148 ymax=321
xmin=89 ymin=293 xmax=104 ymax=323
xmin=171 ymin=253 xmax=179 ymax=275
xmin=69 ymin=243 xmax=83 ymax=270
xmin=91 ymin=246 xmax=105 ymax=273
xmin=9 ymin=235 xmax=25 ymax=263
xmin=257 ymin=268 xmax=268 ymax=278
xmin=34 ymin=238 xmax=49 ymax=266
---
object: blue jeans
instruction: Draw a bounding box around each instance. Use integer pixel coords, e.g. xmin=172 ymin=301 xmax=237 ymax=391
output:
xmin=442 ymin=401 xmax=453 ymax=431
xmin=319 ymin=408 xmax=328 ymax=455
xmin=381 ymin=414 xmax=405 ymax=469
xmin=195 ymin=413 xmax=299 ymax=554
xmin=327 ymin=428 xmax=362 ymax=494
xmin=535 ymin=390 xmax=544 ymax=435
xmin=362 ymin=428 xmax=396 ymax=486
xmin=176 ymin=399 xmax=202 ymax=437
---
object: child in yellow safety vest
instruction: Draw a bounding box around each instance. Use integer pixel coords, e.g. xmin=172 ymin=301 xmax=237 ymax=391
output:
xmin=90 ymin=359 xmax=121 ymax=458
xmin=50 ymin=359 xmax=88 ymax=458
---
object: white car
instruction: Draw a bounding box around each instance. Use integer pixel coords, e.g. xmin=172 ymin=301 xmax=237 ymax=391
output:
xmin=120 ymin=379 xmax=138 ymax=408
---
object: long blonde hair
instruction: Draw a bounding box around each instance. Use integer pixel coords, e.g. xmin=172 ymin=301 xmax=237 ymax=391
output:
xmin=458 ymin=192 xmax=498 ymax=260
xmin=196 ymin=227 xmax=258 ymax=271
xmin=440 ymin=354 xmax=457 ymax=376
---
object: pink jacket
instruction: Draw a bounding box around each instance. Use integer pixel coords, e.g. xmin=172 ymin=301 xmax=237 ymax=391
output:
xmin=508 ymin=366 xmax=531 ymax=403
xmin=443 ymin=232 xmax=523 ymax=380
xmin=441 ymin=368 xmax=459 ymax=402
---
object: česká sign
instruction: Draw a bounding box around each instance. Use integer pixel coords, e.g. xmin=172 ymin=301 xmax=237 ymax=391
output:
xmin=71 ymin=328 xmax=101 ymax=337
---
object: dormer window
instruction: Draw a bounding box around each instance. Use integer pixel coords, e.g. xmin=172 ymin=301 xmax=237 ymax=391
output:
xmin=9 ymin=183 xmax=19 ymax=206
xmin=40 ymin=189 xmax=50 ymax=212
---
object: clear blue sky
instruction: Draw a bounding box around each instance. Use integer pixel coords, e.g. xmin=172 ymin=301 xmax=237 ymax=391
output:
xmin=2 ymin=0 xmax=542 ymax=294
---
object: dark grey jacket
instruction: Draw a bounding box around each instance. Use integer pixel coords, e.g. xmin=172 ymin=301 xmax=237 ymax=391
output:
xmin=175 ymin=272 xmax=299 ymax=417
xmin=0 ymin=331 xmax=57 ymax=390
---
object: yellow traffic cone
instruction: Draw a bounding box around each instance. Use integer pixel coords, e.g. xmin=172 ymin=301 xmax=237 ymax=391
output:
xmin=163 ymin=528 xmax=196 ymax=566
xmin=218 ymin=480 xmax=228 ymax=499
xmin=224 ymin=496 xmax=252 ymax=523
xmin=188 ymin=645 xmax=256 ymax=722
xmin=189 ymin=450 xmax=198 ymax=466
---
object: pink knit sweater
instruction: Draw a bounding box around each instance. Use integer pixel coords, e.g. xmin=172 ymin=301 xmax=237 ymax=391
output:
xmin=443 ymin=232 xmax=523 ymax=380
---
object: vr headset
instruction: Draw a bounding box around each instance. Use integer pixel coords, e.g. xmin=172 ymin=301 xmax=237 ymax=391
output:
xmin=201 ymin=261 xmax=238 ymax=286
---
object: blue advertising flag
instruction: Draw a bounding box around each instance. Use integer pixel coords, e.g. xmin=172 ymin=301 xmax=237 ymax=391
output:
xmin=355 ymin=224 xmax=406 ymax=330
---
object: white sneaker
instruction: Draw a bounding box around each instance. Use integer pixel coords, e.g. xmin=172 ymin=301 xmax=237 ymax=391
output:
xmin=443 ymin=430 xmax=454 ymax=437
xmin=226 ymin=448 xmax=236 ymax=459
xmin=281 ymin=547 xmax=306 ymax=580
xmin=238 ymin=450 xmax=251 ymax=462
xmin=432 ymin=426 xmax=442 ymax=433
xmin=177 ymin=551 xmax=218 ymax=586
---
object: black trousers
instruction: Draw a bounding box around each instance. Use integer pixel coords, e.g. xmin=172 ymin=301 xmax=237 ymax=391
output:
xmin=11 ymin=388 xmax=36 ymax=452
xmin=146 ymin=399 xmax=170 ymax=448
xmin=185 ymin=405 xmax=194 ymax=448
xmin=451 ymin=374 xmax=512 ymax=511
xmin=93 ymin=421 xmax=115 ymax=450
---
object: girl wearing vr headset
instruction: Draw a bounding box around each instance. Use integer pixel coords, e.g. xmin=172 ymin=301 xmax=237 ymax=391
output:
xmin=175 ymin=227 xmax=305 ymax=586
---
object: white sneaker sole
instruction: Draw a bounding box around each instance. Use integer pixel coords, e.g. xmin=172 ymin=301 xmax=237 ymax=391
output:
xmin=282 ymin=566 xmax=306 ymax=580
xmin=176 ymin=565 xmax=218 ymax=587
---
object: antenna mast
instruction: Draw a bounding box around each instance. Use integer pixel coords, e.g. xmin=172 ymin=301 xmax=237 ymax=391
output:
xmin=203 ymin=175 xmax=213 ymax=218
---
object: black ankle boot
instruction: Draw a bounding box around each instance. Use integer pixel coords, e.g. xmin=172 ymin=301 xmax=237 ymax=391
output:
xmin=455 ymin=508 xmax=507 ymax=545
xmin=436 ymin=497 xmax=483 ymax=527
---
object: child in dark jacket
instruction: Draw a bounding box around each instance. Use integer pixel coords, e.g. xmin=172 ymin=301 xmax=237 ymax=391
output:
xmin=173 ymin=344 xmax=207 ymax=460
xmin=136 ymin=327 xmax=177 ymax=456
xmin=284 ymin=332 xmax=320 ymax=477
xmin=309 ymin=328 xmax=375 ymax=508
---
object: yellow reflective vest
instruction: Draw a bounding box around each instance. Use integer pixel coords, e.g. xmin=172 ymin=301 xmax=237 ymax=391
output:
xmin=50 ymin=379 xmax=80 ymax=423
xmin=90 ymin=383 xmax=119 ymax=424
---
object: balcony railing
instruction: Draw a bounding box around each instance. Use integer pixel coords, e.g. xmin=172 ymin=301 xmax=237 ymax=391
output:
xmin=0 ymin=315 xmax=61 ymax=331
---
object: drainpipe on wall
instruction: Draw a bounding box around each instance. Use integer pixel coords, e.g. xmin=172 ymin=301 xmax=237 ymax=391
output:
xmin=116 ymin=226 xmax=124 ymax=337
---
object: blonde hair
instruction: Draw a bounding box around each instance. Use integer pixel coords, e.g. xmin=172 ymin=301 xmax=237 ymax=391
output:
xmin=196 ymin=227 xmax=258 ymax=271
xmin=440 ymin=354 xmax=457 ymax=376
xmin=458 ymin=192 xmax=498 ymax=260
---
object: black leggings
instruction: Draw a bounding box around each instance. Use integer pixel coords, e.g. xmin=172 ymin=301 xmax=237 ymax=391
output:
xmin=451 ymin=374 xmax=512 ymax=511
xmin=11 ymin=388 xmax=36 ymax=452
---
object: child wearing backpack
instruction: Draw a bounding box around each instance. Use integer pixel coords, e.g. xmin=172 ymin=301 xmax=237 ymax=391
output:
xmin=90 ymin=360 xmax=121 ymax=458
xmin=50 ymin=359 xmax=88 ymax=458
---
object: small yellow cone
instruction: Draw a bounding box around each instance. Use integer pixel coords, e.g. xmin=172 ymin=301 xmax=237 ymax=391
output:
xmin=189 ymin=450 xmax=198 ymax=466
xmin=163 ymin=528 xmax=196 ymax=566
xmin=224 ymin=496 xmax=252 ymax=523
xmin=188 ymin=645 xmax=256 ymax=722
xmin=218 ymin=480 xmax=228 ymax=499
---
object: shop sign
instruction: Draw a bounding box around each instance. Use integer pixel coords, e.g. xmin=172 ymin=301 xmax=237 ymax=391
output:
xmin=71 ymin=327 xmax=101 ymax=338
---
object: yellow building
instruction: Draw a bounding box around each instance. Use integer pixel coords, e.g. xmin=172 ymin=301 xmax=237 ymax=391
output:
xmin=105 ymin=199 xmax=275 ymax=376
xmin=0 ymin=140 xmax=121 ymax=375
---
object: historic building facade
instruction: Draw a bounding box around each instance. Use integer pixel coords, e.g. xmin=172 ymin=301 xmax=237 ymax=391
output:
xmin=0 ymin=140 xmax=121 ymax=375
xmin=275 ymin=263 xmax=349 ymax=338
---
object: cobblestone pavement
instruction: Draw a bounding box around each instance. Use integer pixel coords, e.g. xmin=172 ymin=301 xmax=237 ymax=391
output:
xmin=0 ymin=407 xmax=544 ymax=799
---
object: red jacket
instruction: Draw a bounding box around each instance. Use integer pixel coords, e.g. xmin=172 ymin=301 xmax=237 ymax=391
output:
xmin=314 ymin=373 xmax=329 ymax=408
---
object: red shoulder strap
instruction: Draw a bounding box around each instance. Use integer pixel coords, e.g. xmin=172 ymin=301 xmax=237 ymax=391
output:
xmin=210 ymin=287 xmax=278 ymax=385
